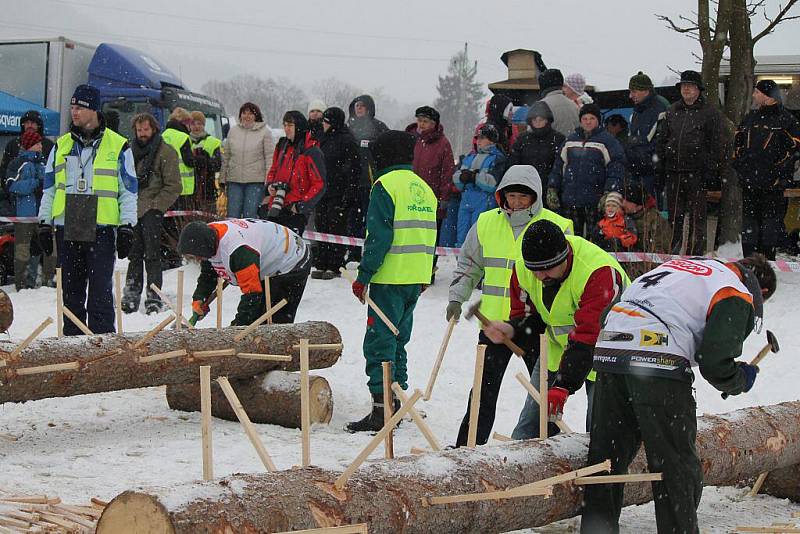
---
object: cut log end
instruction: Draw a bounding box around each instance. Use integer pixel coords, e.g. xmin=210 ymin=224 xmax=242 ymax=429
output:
xmin=96 ymin=491 xmax=175 ymax=534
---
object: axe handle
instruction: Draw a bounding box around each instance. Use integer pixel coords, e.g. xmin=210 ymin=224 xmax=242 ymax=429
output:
xmin=749 ymin=342 xmax=773 ymax=367
xmin=473 ymin=309 xmax=526 ymax=357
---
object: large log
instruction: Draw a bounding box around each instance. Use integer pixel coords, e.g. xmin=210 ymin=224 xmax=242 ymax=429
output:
xmin=96 ymin=401 xmax=800 ymax=533
xmin=762 ymin=464 xmax=800 ymax=502
xmin=165 ymin=370 xmax=334 ymax=427
xmin=0 ymin=322 xmax=341 ymax=404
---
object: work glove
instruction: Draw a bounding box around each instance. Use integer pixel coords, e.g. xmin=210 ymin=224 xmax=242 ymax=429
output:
xmin=352 ymin=281 xmax=366 ymax=304
xmin=546 ymin=188 xmax=561 ymax=210
xmin=38 ymin=224 xmax=53 ymax=256
xmin=446 ymin=301 xmax=462 ymax=321
xmin=191 ymin=299 xmax=210 ymax=324
xmin=459 ymin=169 xmax=476 ymax=184
xmin=547 ymin=386 xmax=570 ymax=422
xmin=116 ymin=225 xmax=135 ymax=259
xmin=739 ymin=362 xmax=759 ymax=393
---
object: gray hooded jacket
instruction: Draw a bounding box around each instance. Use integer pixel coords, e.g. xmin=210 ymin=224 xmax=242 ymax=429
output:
xmin=449 ymin=164 xmax=571 ymax=304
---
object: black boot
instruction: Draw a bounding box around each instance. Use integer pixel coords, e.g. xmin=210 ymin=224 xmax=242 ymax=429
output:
xmin=345 ymin=392 xmax=385 ymax=433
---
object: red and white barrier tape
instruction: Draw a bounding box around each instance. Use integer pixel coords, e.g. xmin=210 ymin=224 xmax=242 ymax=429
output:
xmin=4 ymin=211 xmax=798 ymax=272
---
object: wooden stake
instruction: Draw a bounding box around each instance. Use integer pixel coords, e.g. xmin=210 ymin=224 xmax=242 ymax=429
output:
xmin=56 ymin=267 xmax=63 ymax=338
xmin=747 ymin=472 xmax=769 ymax=497
xmin=423 ymin=317 xmax=457 ymax=401
xmin=216 ymin=376 xmax=277 ymax=471
xmin=137 ymin=349 xmax=187 ymax=364
xmin=335 ymin=389 xmax=423 ymax=490
xmin=232 ymin=298 xmax=288 ymax=342
xmin=492 ymin=432 xmax=512 ymax=442
xmin=392 ymin=382 xmax=441 ymax=451
xmin=734 ymin=528 xmax=800 ymax=533
xmin=62 ymin=305 xmax=94 ymax=336
xmin=200 ymin=366 xmax=213 ymax=481
xmin=573 ymin=473 xmax=662 ymax=485
xmin=15 ymin=361 xmax=80 ymax=376
xmin=8 ymin=317 xmax=53 ymax=360
xmin=271 ymin=524 xmax=369 ymax=534
xmin=514 ymin=372 xmax=572 ymax=434
xmin=300 ymin=339 xmax=311 ymax=467
xmin=512 ymin=460 xmax=611 ymax=493
xmin=291 ymin=343 xmax=344 ymax=350
xmin=149 ymin=284 xmax=193 ymax=329
xmin=131 ymin=315 xmax=175 ymax=349
xmin=264 ymin=276 xmax=273 ymax=325
xmin=193 ymin=349 xmax=236 ymax=359
xmin=114 ymin=271 xmax=123 ymax=334
xmin=237 ymin=353 xmax=292 ymax=362
xmin=216 ymin=278 xmax=223 ymax=332
xmin=426 ymin=484 xmax=553 ymax=505
xmin=539 ymin=334 xmax=548 ymax=440
xmin=382 ymin=362 xmax=394 ymax=459
xmin=467 ymin=344 xmax=487 ymax=448
xmin=175 ymin=270 xmax=184 ymax=331
xmin=339 ymin=267 xmax=400 ymax=336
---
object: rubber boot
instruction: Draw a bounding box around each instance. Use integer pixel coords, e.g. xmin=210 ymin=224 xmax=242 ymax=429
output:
xmin=345 ymin=392 xmax=386 ymax=433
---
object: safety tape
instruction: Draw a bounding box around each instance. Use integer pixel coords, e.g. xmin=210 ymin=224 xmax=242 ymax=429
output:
xmin=5 ymin=210 xmax=798 ymax=273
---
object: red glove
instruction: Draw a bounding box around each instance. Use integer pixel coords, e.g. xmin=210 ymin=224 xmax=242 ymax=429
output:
xmin=352 ymin=281 xmax=366 ymax=304
xmin=547 ymin=387 xmax=569 ymax=421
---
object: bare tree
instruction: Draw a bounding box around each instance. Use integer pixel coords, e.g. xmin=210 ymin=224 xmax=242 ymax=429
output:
xmin=309 ymin=77 xmax=363 ymax=111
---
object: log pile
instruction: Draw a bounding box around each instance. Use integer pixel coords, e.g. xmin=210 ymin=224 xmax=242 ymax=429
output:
xmin=96 ymin=401 xmax=800 ymax=533
xmin=166 ymin=370 xmax=334 ymax=427
xmin=0 ymin=321 xmax=341 ymax=404
xmin=0 ymin=491 xmax=106 ymax=533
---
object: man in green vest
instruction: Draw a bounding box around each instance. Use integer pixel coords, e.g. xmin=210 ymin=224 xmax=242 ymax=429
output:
xmin=38 ymin=84 xmax=138 ymax=335
xmin=189 ymin=110 xmax=222 ymax=213
xmin=449 ymin=164 xmax=573 ymax=447
xmin=346 ymin=130 xmax=437 ymax=433
xmin=162 ymin=107 xmax=196 ymax=201
xmin=483 ymin=220 xmax=629 ymax=439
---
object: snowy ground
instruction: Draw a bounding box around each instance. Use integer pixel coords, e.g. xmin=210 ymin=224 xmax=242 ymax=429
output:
xmin=0 ymin=256 xmax=798 ymax=532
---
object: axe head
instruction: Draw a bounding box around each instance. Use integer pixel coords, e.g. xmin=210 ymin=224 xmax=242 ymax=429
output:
xmin=766 ymin=330 xmax=779 ymax=353
xmin=463 ymin=300 xmax=481 ymax=321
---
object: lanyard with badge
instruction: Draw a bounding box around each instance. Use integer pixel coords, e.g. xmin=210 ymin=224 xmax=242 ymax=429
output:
xmin=64 ymin=143 xmax=99 ymax=243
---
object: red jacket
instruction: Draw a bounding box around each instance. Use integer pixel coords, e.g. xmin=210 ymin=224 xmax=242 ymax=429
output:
xmin=597 ymin=212 xmax=638 ymax=249
xmin=265 ymin=132 xmax=326 ymax=215
xmin=405 ymin=123 xmax=456 ymax=214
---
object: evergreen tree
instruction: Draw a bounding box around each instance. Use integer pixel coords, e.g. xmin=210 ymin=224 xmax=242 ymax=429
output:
xmin=434 ymin=43 xmax=484 ymax=156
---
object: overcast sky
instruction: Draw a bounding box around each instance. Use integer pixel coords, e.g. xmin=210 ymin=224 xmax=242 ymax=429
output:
xmin=4 ymin=0 xmax=799 ymax=104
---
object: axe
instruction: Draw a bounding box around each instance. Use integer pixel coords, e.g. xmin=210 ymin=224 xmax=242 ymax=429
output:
xmin=722 ymin=329 xmax=779 ymax=399
xmin=464 ymin=301 xmax=526 ymax=357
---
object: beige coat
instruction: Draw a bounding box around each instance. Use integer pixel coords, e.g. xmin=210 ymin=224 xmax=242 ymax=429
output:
xmin=220 ymin=122 xmax=274 ymax=184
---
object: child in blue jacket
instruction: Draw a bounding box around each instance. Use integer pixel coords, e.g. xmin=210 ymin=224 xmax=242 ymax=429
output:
xmin=5 ymin=131 xmax=55 ymax=290
xmin=453 ymin=124 xmax=507 ymax=246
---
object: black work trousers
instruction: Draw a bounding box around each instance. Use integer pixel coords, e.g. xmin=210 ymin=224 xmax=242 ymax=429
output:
xmin=741 ymin=185 xmax=784 ymax=260
xmin=313 ymin=197 xmax=349 ymax=272
xmin=125 ymin=209 xmax=164 ymax=308
xmin=581 ymin=371 xmax=702 ymax=534
xmin=563 ymin=206 xmax=598 ymax=238
xmin=455 ymin=330 xmax=537 ymax=447
xmin=666 ymin=171 xmax=707 ymax=255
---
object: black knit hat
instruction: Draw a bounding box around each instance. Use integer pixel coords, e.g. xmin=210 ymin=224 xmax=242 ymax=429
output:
xmin=755 ymin=79 xmax=782 ymax=102
xmin=538 ymin=69 xmax=564 ymax=92
xmin=477 ymin=123 xmax=500 ymax=143
xmin=371 ymin=130 xmax=416 ymax=172
xmin=676 ymin=70 xmax=705 ymax=91
xmin=579 ymin=103 xmax=603 ymax=122
xmin=178 ymin=221 xmax=218 ymax=258
xmin=322 ymin=107 xmax=346 ymax=130
xmin=71 ymin=84 xmax=101 ymax=111
xmin=629 ymin=71 xmax=654 ymax=91
xmin=521 ymin=220 xmax=570 ymax=271
xmin=415 ymin=106 xmax=440 ymax=124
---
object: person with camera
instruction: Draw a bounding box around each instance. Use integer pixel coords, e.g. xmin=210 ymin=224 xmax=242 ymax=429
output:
xmin=121 ymin=112 xmax=182 ymax=314
xmin=261 ymin=111 xmax=326 ymax=236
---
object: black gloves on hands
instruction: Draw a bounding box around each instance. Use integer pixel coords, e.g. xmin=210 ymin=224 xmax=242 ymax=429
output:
xmin=38 ymin=224 xmax=53 ymax=256
xmin=459 ymin=169 xmax=476 ymax=184
xmin=116 ymin=224 xmax=134 ymax=259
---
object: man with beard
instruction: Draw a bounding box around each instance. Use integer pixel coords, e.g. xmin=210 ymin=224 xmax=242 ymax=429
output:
xmin=122 ymin=113 xmax=182 ymax=314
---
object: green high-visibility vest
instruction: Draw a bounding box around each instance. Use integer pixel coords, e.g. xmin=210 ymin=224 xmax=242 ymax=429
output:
xmin=51 ymin=129 xmax=126 ymax=225
xmin=162 ymin=128 xmax=194 ymax=196
xmin=516 ymin=235 xmax=629 ymax=381
xmin=192 ymin=135 xmax=222 ymax=157
xmin=476 ymin=208 xmax=574 ymax=322
xmin=369 ymin=168 xmax=437 ymax=285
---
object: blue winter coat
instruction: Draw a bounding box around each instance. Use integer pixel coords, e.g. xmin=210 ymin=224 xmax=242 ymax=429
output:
xmin=453 ymin=144 xmax=507 ymax=194
xmin=6 ymin=150 xmax=45 ymax=218
xmin=627 ymin=92 xmax=668 ymax=177
xmin=548 ymin=127 xmax=624 ymax=208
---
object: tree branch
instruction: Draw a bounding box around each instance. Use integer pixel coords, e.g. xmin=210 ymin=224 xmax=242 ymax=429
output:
xmin=754 ymin=0 xmax=800 ymax=43
xmin=656 ymin=13 xmax=700 ymax=34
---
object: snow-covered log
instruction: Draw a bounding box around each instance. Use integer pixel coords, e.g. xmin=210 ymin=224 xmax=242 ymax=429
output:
xmin=0 ymin=322 xmax=341 ymax=404
xmin=165 ymin=370 xmax=333 ymax=427
xmin=96 ymin=401 xmax=800 ymax=533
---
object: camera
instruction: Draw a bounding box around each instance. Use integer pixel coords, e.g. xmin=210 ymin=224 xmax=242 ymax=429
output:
xmin=268 ymin=182 xmax=289 ymax=218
